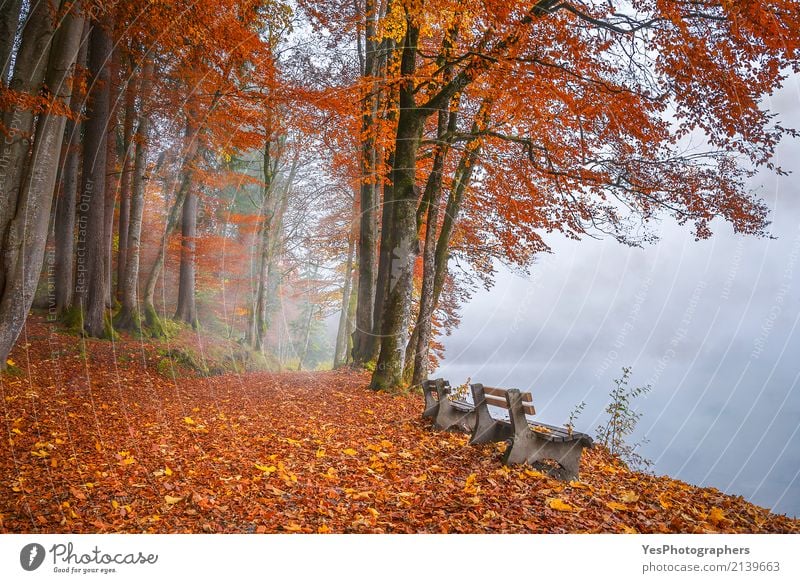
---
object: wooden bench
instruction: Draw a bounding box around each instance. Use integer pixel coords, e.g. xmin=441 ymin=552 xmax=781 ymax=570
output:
xmin=470 ymin=383 xmax=593 ymax=481
xmin=421 ymin=378 xmax=475 ymax=432
xmin=421 ymin=379 xmax=593 ymax=481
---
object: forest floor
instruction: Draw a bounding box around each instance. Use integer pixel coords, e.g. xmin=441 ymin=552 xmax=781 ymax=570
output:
xmin=1 ymin=316 xmax=798 ymax=534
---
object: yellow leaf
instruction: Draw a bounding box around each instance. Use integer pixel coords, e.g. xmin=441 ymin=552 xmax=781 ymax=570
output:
xmin=164 ymin=466 xmax=173 ymax=476
xmin=6 ymin=358 xmax=15 ymax=366
xmin=621 ymin=524 xmax=638 ymax=534
xmin=322 ymin=467 xmax=337 ymax=479
xmin=317 ymin=524 xmax=331 ymax=534
xmin=621 ymin=491 xmax=640 ymax=503
xmin=286 ymin=438 xmax=301 ymax=445
xmin=11 ymin=428 xmax=22 ymax=435
xmin=658 ymin=493 xmax=672 ymax=509
xmin=31 ymin=449 xmax=49 ymax=458
xmin=463 ymin=473 xmax=479 ymax=495
xmin=569 ymin=480 xmax=589 ymax=490
xmin=164 ymin=495 xmax=183 ymax=505
xmin=606 ymin=501 xmax=629 ymax=511
xmin=343 ymin=448 xmax=358 ymax=456
xmin=254 ymin=463 xmax=276 ymax=474
xmin=708 ymin=507 xmax=726 ymax=525
xmin=547 ymin=498 xmax=576 ymax=512
xmin=183 ymin=417 xmax=195 ymax=425
xmin=523 ymin=469 xmax=545 ymax=479
xmin=367 ymin=507 xmax=379 ymax=518
xmin=316 ymin=449 xmax=326 ymax=458
xmin=285 ymin=523 xmax=302 ymax=532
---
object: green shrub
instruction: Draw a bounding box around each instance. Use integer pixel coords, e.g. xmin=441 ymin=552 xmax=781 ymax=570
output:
xmin=596 ymin=366 xmax=652 ymax=471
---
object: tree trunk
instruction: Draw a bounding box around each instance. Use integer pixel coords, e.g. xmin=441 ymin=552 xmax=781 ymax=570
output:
xmin=116 ymin=64 xmax=137 ymax=299
xmin=247 ymin=138 xmax=277 ymax=350
xmin=405 ymin=107 xmax=456 ymax=385
xmin=174 ymin=185 xmax=198 ymax=327
xmin=115 ymin=59 xmax=153 ymax=331
xmin=0 ymin=0 xmax=59 ymax=297
xmin=0 ymin=3 xmax=85 ymax=364
xmin=142 ymin=117 xmax=201 ymax=330
xmin=72 ymin=15 xmax=113 ymax=338
xmin=54 ymin=18 xmax=90 ymax=315
xmin=370 ymin=22 xmax=424 ymax=390
xmin=334 ymin=227 xmax=356 ymax=368
xmin=103 ymin=48 xmax=119 ymax=307
xmin=351 ymin=0 xmax=379 ymax=365
xmin=405 ymin=112 xmax=486 ymax=382
xmin=0 ymin=0 xmax=23 ymax=84
xmin=344 ymin=273 xmax=357 ymax=365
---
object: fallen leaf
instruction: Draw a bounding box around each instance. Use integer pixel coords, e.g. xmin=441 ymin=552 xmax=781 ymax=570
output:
xmin=547 ymin=498 xmax=576 ymax=512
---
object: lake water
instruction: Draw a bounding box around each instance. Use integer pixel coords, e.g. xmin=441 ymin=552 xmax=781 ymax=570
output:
xmin=435 ymin=84 xmax=800 ymax=518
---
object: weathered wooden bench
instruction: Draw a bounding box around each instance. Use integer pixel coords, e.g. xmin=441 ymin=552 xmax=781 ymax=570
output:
xmin=470 ymin=383 xmax=593 ymax=481
xmin=421 ymin=379 xmax=593 ymax=480
xmin=421 ymin=378 xmax=475 ymax=432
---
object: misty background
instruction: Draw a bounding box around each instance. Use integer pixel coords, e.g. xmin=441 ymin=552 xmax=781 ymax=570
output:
xmin=435 ymin=78 xmax=800 ymax=518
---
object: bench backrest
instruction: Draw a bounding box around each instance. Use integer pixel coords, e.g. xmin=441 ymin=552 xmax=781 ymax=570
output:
xmin=474 ymin=384 xmax=536 ymax=416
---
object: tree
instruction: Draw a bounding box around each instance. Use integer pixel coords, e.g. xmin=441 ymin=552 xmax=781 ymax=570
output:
xmin=71 ymin=13 xmax=113 ymax=338
xmin=366 ymin=0 xmax=799 ymax=389
xmin=0 ymin=0 xmax=86 ymax=364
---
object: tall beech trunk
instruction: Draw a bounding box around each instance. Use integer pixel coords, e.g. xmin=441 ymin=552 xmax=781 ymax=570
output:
xmin=344 ymin=274 xmax=357 ymax=365
xmin=407 ymin=110 xmax=487 ymax=383
xmin=370 ymin=22 xmax=424 ymax=390
xmin=0 ymin=0 xmax=23 ymax=83
xmin=116 ymin=60 xmax=138 ymax=299
xmin=72 ymin=15 xmax=113 ymax=338
xmin=369 ymin=147 xmax=394 ymax=360
xmin=351 ymin=0 xmax=379 ymax=365
xmin=142 ymin=154 xmax=196 ymax=327
xmin=247 ymin=138 xmax=277 ymax=350
xmin=103 ymin=50 xmax=119 ymax=307
xmin=0 ymin=0 xmax=59 ymax=298
xmin=404 ymin=105 xmax=457 ymax=385
xmin=334 ymin=228 xmax=356 ymax=368
xmin=54 ymin=19 xmax=90 ymax=314
xmin=0 ymin=2 xmax=85 ymax=364
xmin=115 ymin=59 xmax=153 ymax=330
xmin=174 ymin=186 xmax=198 ymax=327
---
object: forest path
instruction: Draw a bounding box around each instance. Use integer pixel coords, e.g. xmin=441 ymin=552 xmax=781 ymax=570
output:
xmin=1 ymin=317 xmax=798 ymax=533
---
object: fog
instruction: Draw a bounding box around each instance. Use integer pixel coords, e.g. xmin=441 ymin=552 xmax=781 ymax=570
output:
xmin=436 ymin=79 xmax=800 ymax=518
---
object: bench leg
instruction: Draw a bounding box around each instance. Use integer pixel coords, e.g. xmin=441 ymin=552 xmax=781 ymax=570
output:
xmin=502 ymin=436 xmax=585 ymax=481
xmin=434 ymin=399 xmax=476 ymax=432
xmin=421 ymin=379 xmax=441 ymax=419
xmin=503 ymin=388 xmax=587 ymax=481
xmin=432 ymin=381 xmax=475 ymax=432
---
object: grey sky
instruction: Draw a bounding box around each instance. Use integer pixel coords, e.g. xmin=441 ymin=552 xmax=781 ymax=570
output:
xmin=436 ymin=77 xmax=800 ymax=518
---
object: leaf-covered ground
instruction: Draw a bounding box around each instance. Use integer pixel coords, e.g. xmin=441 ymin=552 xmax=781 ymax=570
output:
xmin=1 ymin=317 xmax=798 ymax=533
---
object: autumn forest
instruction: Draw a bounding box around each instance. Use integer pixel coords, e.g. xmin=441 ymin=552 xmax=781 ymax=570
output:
xmin=1 ymin=0 xmax=800 ymax=535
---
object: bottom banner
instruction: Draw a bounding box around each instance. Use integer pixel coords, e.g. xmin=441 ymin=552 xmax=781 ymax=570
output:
xmin=1 ymin=534 xmax=797 ymax=582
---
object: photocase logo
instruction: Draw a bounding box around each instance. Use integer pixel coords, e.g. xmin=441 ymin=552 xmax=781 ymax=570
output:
xmin=20 ymin=543 xmax=46 ymax=571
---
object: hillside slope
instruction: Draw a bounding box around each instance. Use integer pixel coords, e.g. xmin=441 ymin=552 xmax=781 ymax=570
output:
xmin=1 ymin=318 xmax=797 ymax=533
